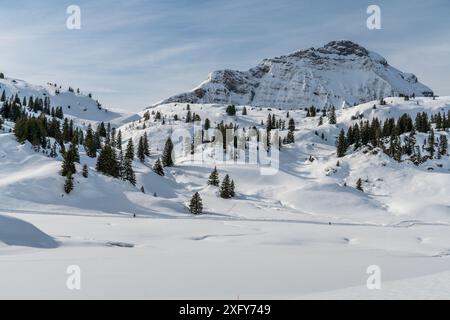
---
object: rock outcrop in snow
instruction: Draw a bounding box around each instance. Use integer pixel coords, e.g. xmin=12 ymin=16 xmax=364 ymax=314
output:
xmin=155 ymin=40 xmax=433 ymax=109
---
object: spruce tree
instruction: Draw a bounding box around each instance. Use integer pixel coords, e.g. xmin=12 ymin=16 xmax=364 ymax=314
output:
xmin=189 ymin=192 xmax=203 ymax=215
xmin=207 ymin=167 xmax=220 ymax=186
xmin=137 ymin=136 xmax=146 ymax=163
xmin=220 ymin=174 xmax=232 ymax=199
xmin=96 ymin=144 xmax=119 ymax=177
xmin=336 ymin=129 xmax=347 ymax=158
xmin=61 ymin=144 xmax=76 ymax=176
xmin=125 ymin=139 xmax=135 ymax=161
xmin=439 ymin=134 xmax=448 ymax=156
xmin=64 ymin=173 xmax=74 ymax=194
xmin=123 ymin=158 xmax=136 ymax=186
xmin=427 ymin=129 xmax=435 ymax=158
xmin=162 ymin=137 xmax=174 ymax=167
xmin=82 ymin=164 xmax=88 ymax=178
xmin=356 ymin=178 xmax=363 ymax=192
xmin=116 ymin=130 xmax=123 ymax=150
xmin=328 ymin=106 xmax=337 ymax=125
xmin=242 ymin=107 xmax=247 ymax=115
xmin=230 ymin=180 xmax=235 ymax=198
xmin=84 ymin=125 xmax=97 ymax=158
xmin=286 ymin=130 xmax=295 ymax=144
xmin=152 ymin=158 xmax=165 ymax=176
xmin=204 ymin=118 xmax=211 ymax=131
xmin=143 ymin=133 xmax=150 ymax=156
xmin=288 ymin=118 xmax=296 ymax=131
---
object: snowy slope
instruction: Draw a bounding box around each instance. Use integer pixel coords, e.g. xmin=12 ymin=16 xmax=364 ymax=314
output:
xmin=0 ymin=77 xmax=138 ymax=127
xmin=156 ymin=40 xmax=433 ymax=109
xmin=1 ymin=95 xmax=450 ymax=299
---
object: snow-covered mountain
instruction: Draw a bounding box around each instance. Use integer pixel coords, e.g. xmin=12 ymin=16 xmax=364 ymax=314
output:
xmin=156 ymin=40 xmax=433 ymax=108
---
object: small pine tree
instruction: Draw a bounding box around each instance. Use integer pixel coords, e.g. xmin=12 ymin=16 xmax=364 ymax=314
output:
xmin=189 ymin=192 xmax=203 ymax=215
xmin=242 ymin=107 xmax=247 ymax=115
xmin=96 ymin=144 xmax=120 ymax=178
xmin=286 ymin=130 xmax=295 ymax=144
xmin=137 ymin=136 xmax=145 ymax=163
xmin=204 ymin=118 xmax=211 ymax=131
xmin=143 ymin=133 xmax=150 ymax=156
xmin=207 ymin=167 xmax=220 ymax=186
xmin=123 ymin=158 xmax=136 ymax=186
xmin=439 ymin=134 xmax=448 ymax=156
xmin=336 ymin=129 xmax=347 ymax=158
xmin=230 ymin=180 xmax=235 ymax=198
xmin=220 ymin=174 xmax=232 ymax=199
xmin=356 ymin=178 xmax=363 ymax=192
xmin=152 ymin=158 xmax=165 ymax=176
xmin=64 ymin=174 xmax=74 ymax=194
xmin=427 ymin=129 xmax=435 ymax=158
xmin=162 ymin=137 xmax=174 ymax=167
xmin=288 ymin=118 xmax=296 ymax=131
xmin=82 ymin=164 xmax=88 ymax=178
xmin=328 ymin=106 xmax=337 ymax=125
xmin=61 ymin=144 xmax=76 ymax=176
xmin=125 ymin=139 xmax=135 ymax=161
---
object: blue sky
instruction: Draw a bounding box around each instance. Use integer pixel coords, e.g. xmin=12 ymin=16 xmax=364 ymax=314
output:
xmin=1 ymin=0 xmax=449 ymax=111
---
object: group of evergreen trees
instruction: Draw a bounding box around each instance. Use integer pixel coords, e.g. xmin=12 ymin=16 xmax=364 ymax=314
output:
xmin=207 ymin=167 xmax=236 ymax=199
xmin=336 ymin=112 xmax=449 ymax=164
xmin=284 ymin=118 xmax=295 ymax=144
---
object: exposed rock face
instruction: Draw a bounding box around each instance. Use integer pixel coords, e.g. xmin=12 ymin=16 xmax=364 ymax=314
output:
xmin=155 ymin=40 xmax=433 ymax=109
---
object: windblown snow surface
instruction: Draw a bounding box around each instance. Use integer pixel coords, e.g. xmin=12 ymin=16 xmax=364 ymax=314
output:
xmin=1 ymin=94 xmax=450 ymax=299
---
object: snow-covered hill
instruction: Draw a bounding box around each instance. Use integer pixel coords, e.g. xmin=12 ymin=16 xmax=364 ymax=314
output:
xmin=0 ymin=76 xmax=138 ymax=127
xmin=156 ymin=40 xmax=433 ymax=109
xmin=1 ymin=72 xmax=449 ymax=298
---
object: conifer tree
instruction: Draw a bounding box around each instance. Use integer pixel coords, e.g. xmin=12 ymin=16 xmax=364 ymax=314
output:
xmin=336 ymin=129 xmax=347 ymax=158
xmin=286 ymin=130 xmax=295 ymax=144
xmin=427 ymin=129 xmax=435 ymax=158
xmin=82 ymin=164 xmax=88 ymax=178
xmin=207 ymin=167 xmax=220 ymax=186
xmin=143 ymin=133 xmax=150 ymax=156
xmin=64 ymin=173 xmax=74 ymax=194
xmin=189 ymin=192 xmax=203 ymax=215
xmin=152 ymin=158 xmax=165 ymax=176
xmin=123 ymin=158 xmax=136 ymax=186
xmin=242 ymin=107 xmax=247 ymax=115
xmin=328 ymin=106 xmax=337 ymax=125
xmin=125 ymin=139 xmax=135 ymax=161
xmin=288 ymin=118 xmax=296 ymax=131
xmin=96 ymin=144 xmax=119 ymax=178
xmin=220 ymin=174 xmax=232 ymax=199
xmin=356 ymin=178 xmax=363 ymax=192
xmin=84 ymin=124 xmax=97 ymax=158
xmin=137 ymin=136 xmax=145 ymax=163
xmin=439 ymin=134 xmax=448 ymax=156
xmin=162 ymin=137 xmax=174 ymax=167
xmin=204 ymin=118 xmax=211 ymax=131
xmin=230 ymin=180 xmax=235 ymax=198
xmin=61 ymin=144 xmax=76 ymax=176
xmin=116 ymin=130 xmax=123 ymax=150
